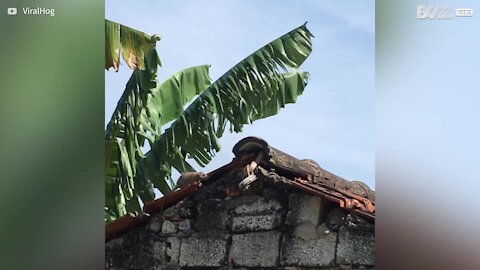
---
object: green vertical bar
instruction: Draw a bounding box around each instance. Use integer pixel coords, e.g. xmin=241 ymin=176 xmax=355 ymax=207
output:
xmin=0 ymin=1 xmax=104 ymax=269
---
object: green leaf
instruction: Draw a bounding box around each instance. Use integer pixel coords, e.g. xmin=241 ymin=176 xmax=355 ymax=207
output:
xmin=105 ymin=20 xmax=120 ymax=71
xmin=105 ymin=65 xmax=212 ymax=219
xmin=150 ymin=65 xmax=212 ymax=125
xmin=138 ymin=24 xmax=313 ymax=196
xmin=105 ymin=19 xmax=161 ymax=71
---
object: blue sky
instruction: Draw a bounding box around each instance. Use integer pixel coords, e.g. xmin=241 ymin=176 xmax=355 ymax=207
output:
xmin=105 ymin=0 xmax=375 ymax=191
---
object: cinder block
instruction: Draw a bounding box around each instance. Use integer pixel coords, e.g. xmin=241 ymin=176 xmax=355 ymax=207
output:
xmin=232 ymin=214 xmax=282 ymax=232
xmin=195 ymin=200 xmax=230 ymax=231
xmin=336 ymin=227 xmax=375 ymax=266
xmin=234 ymin=197 xmax=283 ymax=216
xmin=282 ymin=231 xmax=337 ymax=267
xmin=230 ymin=231 xmax=281 ymax=267
xmin=286 ymin=193 xmax=323 ymax=226
xmin=179 ymin=233 xmax=228 ymax=267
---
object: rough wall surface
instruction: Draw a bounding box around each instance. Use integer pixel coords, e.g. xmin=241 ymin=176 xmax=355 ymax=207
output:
xmin=106 ymin=174 xmax=375 ymax=270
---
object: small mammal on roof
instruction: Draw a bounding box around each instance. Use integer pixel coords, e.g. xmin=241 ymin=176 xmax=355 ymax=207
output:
xmin=176 ymin=172 xmax=209 ymax=189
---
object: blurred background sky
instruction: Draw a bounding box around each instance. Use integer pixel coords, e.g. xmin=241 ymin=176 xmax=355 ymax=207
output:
xmin=105 ymin=0 xmax=375 ymax=191
xmin=376 ymin=1 xmax=480 ymax=268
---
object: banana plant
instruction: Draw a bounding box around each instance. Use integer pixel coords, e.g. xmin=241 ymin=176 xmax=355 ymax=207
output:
xmin=104 ymin=20 xmax=314 ymax=221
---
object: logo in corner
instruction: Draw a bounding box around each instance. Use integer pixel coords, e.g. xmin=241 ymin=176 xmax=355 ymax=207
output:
xmin=417 ymin=5 xmax=454 ymax=19
xmin=7 ymin=7 xmax=17 ymax=15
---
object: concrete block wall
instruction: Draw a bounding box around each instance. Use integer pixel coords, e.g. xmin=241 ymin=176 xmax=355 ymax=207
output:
xmin=106 ymin=179 xmax=375 ymax=270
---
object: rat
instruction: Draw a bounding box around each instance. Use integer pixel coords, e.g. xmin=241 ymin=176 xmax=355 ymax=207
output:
xmin=176 ymin=171 xmax=209 ymax=189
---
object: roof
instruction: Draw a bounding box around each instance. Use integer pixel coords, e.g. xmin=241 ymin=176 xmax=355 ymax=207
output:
xmin=106 ymin=136 xmax=375 ymax=241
